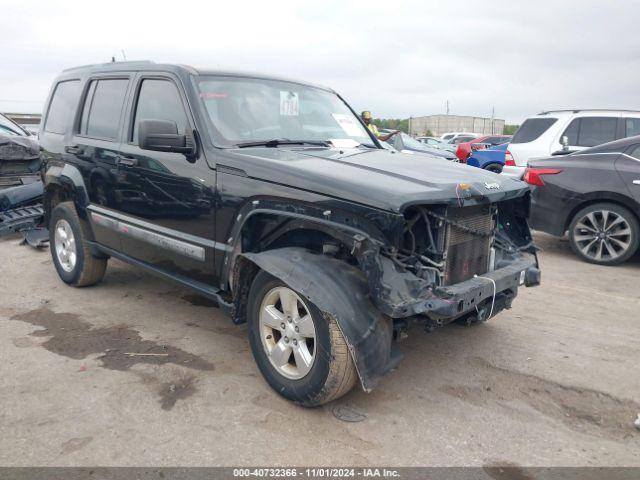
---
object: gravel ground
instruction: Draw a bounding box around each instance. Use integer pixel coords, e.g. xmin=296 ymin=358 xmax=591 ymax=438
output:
xmin=0 ymin=232 xmax=638 ymax=467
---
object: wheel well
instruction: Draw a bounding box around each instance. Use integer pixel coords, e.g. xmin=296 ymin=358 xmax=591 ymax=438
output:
xmin=44 ymin=184 xmax=73 ymax=228
xmin=229 ymin=214 xmax=361 ymax=323
xmin=483 ymin=162 xmax=503 ymax=170
xmin=239 ymin=213 xmax=358 ymax=264
xmin=563 ymin=198 xmax=640 ymax=233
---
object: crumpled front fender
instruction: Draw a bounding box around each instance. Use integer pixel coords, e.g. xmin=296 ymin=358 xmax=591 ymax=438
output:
xmin=241 ymin=247 xmax=399 ymax=392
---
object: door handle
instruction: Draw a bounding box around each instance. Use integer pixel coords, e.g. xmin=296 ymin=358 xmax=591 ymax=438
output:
xmin=65 ymin=145 xmax=83 ymax=155
xmin=116 ymin=156 xmax=138 ymax=167
xmin=633 ymin=180 xmax=640 ymax=185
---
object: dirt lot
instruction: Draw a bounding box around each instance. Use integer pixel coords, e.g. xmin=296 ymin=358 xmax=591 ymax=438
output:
xmin=0 ymin=232 xmax=638 ymax=467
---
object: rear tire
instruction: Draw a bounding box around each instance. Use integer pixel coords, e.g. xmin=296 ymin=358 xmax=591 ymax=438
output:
xmin=568 ymin=202 xmax=639 ymax=265
xmin=247 ymin=270 xmax=357 ymax=406
xmin=483 ymin=163 xmax=503 ymax=173
xmin=50 ymin=201 xmax=107 ymax=286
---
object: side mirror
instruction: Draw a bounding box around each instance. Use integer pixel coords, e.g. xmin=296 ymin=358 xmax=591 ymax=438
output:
xmin=138 ymin=120 xmax=195 ymax=156
xmin=561 ymin=135 xmax=569 ymax=150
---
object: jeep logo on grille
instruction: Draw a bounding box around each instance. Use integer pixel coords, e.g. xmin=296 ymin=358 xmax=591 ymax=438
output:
xmin=484 ymin=182 xmax=500 ymax=190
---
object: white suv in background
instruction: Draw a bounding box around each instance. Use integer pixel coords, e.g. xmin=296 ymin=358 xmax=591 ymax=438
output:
xmin=440 ymin=132 xmax=481 ymax=143
xmin=502 ymin=109 xmax=640 ymax=178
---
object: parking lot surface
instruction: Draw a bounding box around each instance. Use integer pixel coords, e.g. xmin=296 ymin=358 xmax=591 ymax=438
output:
xmin=0 ymin=232 xmax=638 ymax=467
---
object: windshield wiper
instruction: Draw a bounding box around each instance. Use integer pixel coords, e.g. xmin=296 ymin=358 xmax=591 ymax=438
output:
xmin=235 ymin=139 xmax=330 ymax=148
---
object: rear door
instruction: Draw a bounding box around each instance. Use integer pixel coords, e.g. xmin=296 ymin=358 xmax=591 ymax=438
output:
xmin=617 ymin=144 xmax=640 ymax=206
xmin=115 ymin=73 xmax=217 ymax=284
xmin=71 ymin=75 xmax=132 ymax=251
xmin=559 ymin=116 xmax=619 ymax=152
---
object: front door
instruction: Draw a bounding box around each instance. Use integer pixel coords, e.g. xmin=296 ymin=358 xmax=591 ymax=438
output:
xmin=115 ymin=75 xmax=217 ymax=284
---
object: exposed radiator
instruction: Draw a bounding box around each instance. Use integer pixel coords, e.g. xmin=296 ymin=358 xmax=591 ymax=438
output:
xmin=442 ymin=205 xmax=495 ymax=285
xmin=0 ymin=160 xmax=33 ymax=174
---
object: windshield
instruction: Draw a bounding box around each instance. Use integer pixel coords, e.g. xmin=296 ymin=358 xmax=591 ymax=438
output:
xmin=197 ymin=76 xmax=374 ymax=148
xmin=0 ymin=114 xmax=26 ymax=136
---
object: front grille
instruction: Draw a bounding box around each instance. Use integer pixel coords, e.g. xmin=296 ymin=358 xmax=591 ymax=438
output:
xmin=0 ymin=160 xmax=33 ymax=174
xmin=443 ymin=205 xmax=494 ymax=285
xmin=0 ymin=144 xmax=31 ymax=160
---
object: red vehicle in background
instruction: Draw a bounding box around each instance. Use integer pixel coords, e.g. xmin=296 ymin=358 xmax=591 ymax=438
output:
xmin=456 ymin=135 xmax=512 ymax=162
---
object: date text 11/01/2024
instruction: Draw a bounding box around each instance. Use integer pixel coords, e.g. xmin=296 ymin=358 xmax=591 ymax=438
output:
xmin=233 ymin=468 xmax=400 ymax=477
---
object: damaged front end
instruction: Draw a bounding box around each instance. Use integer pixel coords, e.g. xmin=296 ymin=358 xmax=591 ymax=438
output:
xmin=236 ymin=190 xmax=539 ymax=392
xmin=0 ymin=135 xmax=41 ymax=189
xmin=364 ymin=192 xmax=540 ymax=324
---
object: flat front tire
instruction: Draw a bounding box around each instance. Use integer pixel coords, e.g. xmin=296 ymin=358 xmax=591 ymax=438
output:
xmin=50 ymin=201 xmax=107 ymax=286
xmin=247 ymin=270 xmax=357 ymax=406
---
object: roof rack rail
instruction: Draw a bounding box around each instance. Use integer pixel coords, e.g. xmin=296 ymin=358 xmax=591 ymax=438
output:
xmin=538 ymin=108 xmax=640 ymax=115
xmin=63 ymin=60 xmax=155 ymax=72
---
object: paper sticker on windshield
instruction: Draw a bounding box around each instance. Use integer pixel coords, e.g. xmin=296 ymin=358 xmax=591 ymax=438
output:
xmin=332 ymin=113 xmax=362 ymax=137
xmin=280 ymin=91 xmax=299 ymax=116
xmin=329 ymin=138 xmax=360 ymax=149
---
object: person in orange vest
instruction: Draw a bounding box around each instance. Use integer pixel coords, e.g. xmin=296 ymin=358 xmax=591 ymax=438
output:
xmin=361 ymin=111 xmax=400 ymax=142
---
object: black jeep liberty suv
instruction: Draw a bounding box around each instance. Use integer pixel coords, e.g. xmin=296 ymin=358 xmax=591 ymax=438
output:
xmin=40 ymin=61 xmax=540 ymax=406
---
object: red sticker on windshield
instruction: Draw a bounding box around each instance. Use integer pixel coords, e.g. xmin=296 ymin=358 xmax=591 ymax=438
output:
xmin=200 ymin=92 xmax=228 ymax=99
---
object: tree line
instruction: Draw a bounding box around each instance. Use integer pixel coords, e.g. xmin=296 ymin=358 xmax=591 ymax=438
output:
xmin=372 ymin=118 xmax=520 ymax=136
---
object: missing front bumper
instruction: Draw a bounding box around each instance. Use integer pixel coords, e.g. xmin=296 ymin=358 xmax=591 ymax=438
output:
xmin=376 ymin=253 xmax=539 ymax=321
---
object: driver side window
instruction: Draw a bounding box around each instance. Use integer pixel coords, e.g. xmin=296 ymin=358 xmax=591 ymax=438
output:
xmin=132 ymin=79 xmax=188 ymax=144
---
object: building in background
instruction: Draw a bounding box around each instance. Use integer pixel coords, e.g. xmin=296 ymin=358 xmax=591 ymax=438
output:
xmin=408 ymin=114 xmax=505 ymax=137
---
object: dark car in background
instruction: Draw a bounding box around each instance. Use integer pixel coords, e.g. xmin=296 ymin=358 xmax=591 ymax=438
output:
xmin=0 ymin=113 xmax=40 ymax=189
xmin=526 ymin=136 xmax=640 ymax=265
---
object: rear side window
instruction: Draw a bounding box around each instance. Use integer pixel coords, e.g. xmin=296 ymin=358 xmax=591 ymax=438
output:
xmin=562 ymin=119 xmax=580 ymax=145
xmin=132 ymin=79 xmax=188 ymax=143
xmin=44 ymin=80 xmax=80 ymax=134
xmin=628 ymin=145 xmax=640 ymax=160
xmin=625 ymin=118 xmax=640 ymax=137
xmin=578 ymin=117 xmax=617 ymax=147
xmin=80 ymin=79 xmax=129 ymax=140
xmin=562 ymin=117 xmax=617 ymax=147
xmin=511 ymin=118 xmax=557 ymax=144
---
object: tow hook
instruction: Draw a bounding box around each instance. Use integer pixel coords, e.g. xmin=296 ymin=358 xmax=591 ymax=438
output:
xmin=525 ymin=267 xmax=541 ymax=287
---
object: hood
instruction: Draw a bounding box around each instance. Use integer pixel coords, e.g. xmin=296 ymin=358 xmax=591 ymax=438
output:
xmin=223 ymin=146 xmax=529 ymax=212
xmin=0 ymin=134 xmax=40 ymax=160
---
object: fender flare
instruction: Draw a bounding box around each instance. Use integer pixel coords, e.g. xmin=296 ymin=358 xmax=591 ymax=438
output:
xmin=241 ymin=247 xmax=400 ymax=392
xmin=44 ymin=163 xmax=90 ymax=209
xmin=44 ymin=163 xmax=94 ymax=239
xmin=221 ymin=202 xmax=396 ymax=288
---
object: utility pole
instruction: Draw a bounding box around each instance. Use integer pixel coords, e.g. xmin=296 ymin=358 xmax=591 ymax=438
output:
xmin=445 ymin=100 xmax=450 ymax=116
xmin=490 ymin=106 xmax=495 ymax=134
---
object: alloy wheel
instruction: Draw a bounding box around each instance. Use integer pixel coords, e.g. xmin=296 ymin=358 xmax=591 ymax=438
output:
xmin=54 ymin=219 xmax=77 ymax=272
xmin=572 ymin=209 xmax=632 ymax=262
xmin=259 ymin=286 xmax=317 ymax=380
